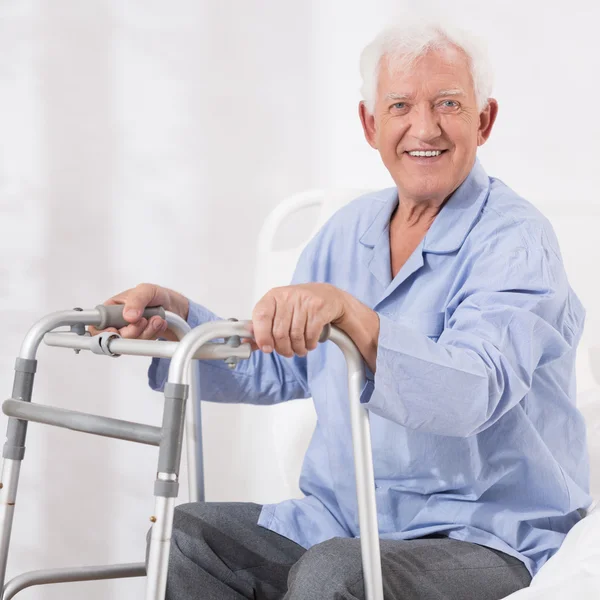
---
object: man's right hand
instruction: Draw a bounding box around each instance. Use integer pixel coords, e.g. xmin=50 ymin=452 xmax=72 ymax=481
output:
xmin=89 ymin=283 xmax=189 ymax=342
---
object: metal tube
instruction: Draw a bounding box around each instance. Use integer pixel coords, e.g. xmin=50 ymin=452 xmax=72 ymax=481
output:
xmin=2 ymin=400 xmax=162 ymax=447
xmin=328 ymin=328 xmax=383 ymax=600
xmin=188 ymin=363 xmax=204 ymax=502
xmin=145 ymin=495 xmax=175 ymax=600
xmin=163 ymin=313 xmax=205 ymax=503
xmin=3 ymin=562 xmax=146 ymax=599
xmin=19 ymin=310 xmax=102 ymax=360
xmin=43 ymin=334 xmax=250 ymax=361
xmin=0 ymin=460 xmax=21 ymax=592
xmin=168 ymin=321 xmax=253 ymax=385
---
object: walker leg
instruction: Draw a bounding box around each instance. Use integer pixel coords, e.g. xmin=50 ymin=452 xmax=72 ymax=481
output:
xmin=0 ymin=359 xmax=36 ymax=592
xmin=0 ymin=457 xmax=22 ymax=592
xmin=145 ymin=494 xmax=176 ymax=600
xmin=145 ymin=382 xmax=188 ymax=600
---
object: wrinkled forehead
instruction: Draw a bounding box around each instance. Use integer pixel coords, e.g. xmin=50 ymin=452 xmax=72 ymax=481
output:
xmin=379 ymin=46 xmax=475 ymax=99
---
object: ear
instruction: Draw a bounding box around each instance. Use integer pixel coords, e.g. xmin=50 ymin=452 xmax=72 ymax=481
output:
xmin=359 ymin=101 xmax=378 ymax=149
xmin=477 ymin=98 xmax=498 ymax=146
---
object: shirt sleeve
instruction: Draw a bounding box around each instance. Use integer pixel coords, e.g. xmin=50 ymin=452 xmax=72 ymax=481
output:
xmin=363 ymin=226 xmax=585 ymax=437
xmin=147 ymin=237 xmax=323 ymax=404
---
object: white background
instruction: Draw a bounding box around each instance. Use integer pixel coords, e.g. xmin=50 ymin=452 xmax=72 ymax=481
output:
xmin=0 ymin=0 xmax=599 ymax=597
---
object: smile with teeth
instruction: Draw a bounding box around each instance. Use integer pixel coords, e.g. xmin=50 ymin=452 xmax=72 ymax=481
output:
xmin=407 ymin=150 xmax=446 ymax=157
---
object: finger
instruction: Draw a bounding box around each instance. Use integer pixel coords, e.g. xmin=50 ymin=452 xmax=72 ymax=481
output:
xmin=138 ymin=316 xmax=168 ymax=340
xmin=305 ymin=313 xmax=325 ymax=351
xmin=120 ymin=283 xmax=163 ymax=324
xmin=118 ymin=318 xmax=148 ymax=339
xmin=252 ymin=295 xmax=276 ymax=353
xmin=104 ymin=296 xmax=126 ymax=306
xmin=289 ymin=303 xmax=308 ymax=356
xmin=271 ymin=297 xmax=294 ymax=358
xmin=104 ymin=283 xmax=163 ymax=323
xmin=241 ymin=337 xmax=259 ymax=352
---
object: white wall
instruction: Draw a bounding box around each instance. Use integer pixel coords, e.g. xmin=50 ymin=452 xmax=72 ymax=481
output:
xmin=0 ymin=1 xmax=598 ymax=597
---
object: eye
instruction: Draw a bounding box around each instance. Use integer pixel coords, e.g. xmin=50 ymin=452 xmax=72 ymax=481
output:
xmin=391 ymin=102 xmax=407 ymax=110
xmin=439 ymin=100 xmax=459 ymax=109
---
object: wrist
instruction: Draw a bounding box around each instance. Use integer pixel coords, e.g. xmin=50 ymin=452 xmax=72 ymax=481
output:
xmin=335 ymin=290 xmax=360 ymax=328
xmin=335 ymin=293 xmax=380 ymax=372
xmin=166 ymin=289 xmax=190 ymax=321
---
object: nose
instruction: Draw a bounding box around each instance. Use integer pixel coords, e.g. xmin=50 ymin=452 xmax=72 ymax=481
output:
xmin=410 ymin=105 xmax=442 ymax=143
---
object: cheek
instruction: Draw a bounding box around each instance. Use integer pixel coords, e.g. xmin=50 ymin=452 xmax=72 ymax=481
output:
xmin=444 ymin=119 xmax=478 ymax=152
xmin=378 ymin=123 xmax=405 ymax=156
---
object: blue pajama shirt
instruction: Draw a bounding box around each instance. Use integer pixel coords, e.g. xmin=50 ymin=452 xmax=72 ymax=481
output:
xmin=150 ymin=159 xmax=590 ymax=575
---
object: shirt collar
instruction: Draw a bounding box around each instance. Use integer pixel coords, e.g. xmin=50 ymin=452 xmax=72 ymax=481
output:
xmin=359 ymin=159 xmax=490 ymax=254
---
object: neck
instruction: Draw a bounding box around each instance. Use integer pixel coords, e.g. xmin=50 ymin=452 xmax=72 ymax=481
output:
xmin=391 ymin=195 xmax=445 ymax=232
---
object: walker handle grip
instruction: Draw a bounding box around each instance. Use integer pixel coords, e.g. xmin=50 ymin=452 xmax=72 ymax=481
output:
xmin=95 ymin=305 xmax=166 ymax=330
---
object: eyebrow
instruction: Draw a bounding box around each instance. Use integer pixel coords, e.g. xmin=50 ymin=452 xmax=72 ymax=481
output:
xmin=385 ymin=93 xmax=412 ymax=102
xmin=436 ymin=89 xmax=465 ymax=98
xmin=384 ymin=89 xmax=466 ymax=102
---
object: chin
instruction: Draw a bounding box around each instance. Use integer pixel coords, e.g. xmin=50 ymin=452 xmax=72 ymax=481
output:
xmin=407 ymin=181 xmax=447 ymax=201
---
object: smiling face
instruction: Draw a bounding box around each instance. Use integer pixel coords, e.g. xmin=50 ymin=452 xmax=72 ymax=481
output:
xmin=360 ymin=45 xmax=498 ymax=205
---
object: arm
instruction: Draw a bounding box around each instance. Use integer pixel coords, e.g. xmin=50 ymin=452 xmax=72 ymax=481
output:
xmin=148 ymin=298 xmax=310 ymax=405
xmin=360 ymin=242 xmax=584 ymax=437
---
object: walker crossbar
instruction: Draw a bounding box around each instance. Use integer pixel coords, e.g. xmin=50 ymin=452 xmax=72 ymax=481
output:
xmin=2 ymin=399 xmax=163 ymax=446
xmin=43 ymin=332 xmax=250 ymax=361
xmin=0 ymin=310 xmax=384 ymax=600
xmin=3 ymin=562 xmax=146 ymax=599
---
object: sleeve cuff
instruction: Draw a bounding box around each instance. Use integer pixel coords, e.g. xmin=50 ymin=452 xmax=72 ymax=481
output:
xmin=147 ymin=298 xmax=221 ymax=392
xmin=360 ymin=313 xmax=435 ymax=411
xmin=359 ymin=363 xmax=375 ymax=404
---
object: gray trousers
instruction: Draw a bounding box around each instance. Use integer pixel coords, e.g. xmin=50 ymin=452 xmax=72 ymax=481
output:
xmin=162 ymin=502 xmax=531 ymax=600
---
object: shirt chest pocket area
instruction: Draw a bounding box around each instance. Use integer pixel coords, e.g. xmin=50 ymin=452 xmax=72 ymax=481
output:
xmin=393 ymin=311 xmax=445 ymax=341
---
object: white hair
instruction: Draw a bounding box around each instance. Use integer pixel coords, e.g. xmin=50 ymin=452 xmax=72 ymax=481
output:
xmin=359 ymin=17 xmax=494 ymax=114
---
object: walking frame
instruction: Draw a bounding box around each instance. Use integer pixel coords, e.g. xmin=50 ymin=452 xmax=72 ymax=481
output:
xmin=0 ymin=305 xmax=385 ymax=599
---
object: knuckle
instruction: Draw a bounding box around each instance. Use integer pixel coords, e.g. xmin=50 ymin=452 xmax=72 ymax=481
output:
xmin=290 ymin=329 xmax=305 ymax=341
xmin=254 ymin=310 xmax=270 ymax=321
xmin=308 ymin=296 xmax=325 ymax=310
xmin=306 ymin=339 xmax=318 ymax=351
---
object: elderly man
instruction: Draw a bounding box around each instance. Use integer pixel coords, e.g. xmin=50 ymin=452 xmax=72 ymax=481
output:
xmin=95 ymin=19 xmax=589 ymax=600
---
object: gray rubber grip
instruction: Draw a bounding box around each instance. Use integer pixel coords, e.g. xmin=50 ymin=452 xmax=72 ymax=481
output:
xmin=95 ymin=305 xmax=166 ymax=330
